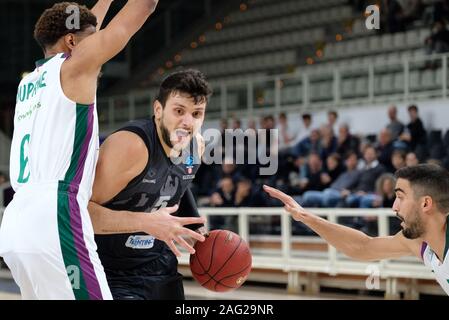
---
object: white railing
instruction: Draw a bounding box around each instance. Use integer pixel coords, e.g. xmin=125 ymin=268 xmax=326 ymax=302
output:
xmin=98 ymin=52 xmax=449 ymax=133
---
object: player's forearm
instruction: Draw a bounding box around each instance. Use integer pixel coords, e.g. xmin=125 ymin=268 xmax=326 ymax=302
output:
xmin=88 ymin=201 xmax=145 ymax=234
xmin=91 ymin=0 xmax=114 ymax=31
xmin=302 ymin=214 xmax=373 ymax=260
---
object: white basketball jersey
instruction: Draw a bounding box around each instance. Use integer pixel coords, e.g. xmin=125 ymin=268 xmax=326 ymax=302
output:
xmin=9 ymin=53 xmax=99 ymax=197
xmin=421 ymin=221 xmax=449 ymax=295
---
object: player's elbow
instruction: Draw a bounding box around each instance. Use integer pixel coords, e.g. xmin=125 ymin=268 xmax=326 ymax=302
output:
xmin=142 ymin=0 xmax=159 ymax=13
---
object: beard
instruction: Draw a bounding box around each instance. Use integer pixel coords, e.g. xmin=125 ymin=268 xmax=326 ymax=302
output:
xmin=397 ymin=208 xmax=425 ymax=239
xmin=160 ymin=117 xmax=174 ymax=149
xmin=159 ymin=115 xmax=192 ymax=153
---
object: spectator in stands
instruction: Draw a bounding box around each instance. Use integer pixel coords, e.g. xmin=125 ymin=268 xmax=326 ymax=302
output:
xmin=376 ymin=128 xmax=395 ymax=171
xmin=319 ymin=124 xmax=338 ymax=161
xmin=327 ymin=110 xmax=339 ymax=133
xmin=400 ymin=105 xmax=427 ymax=157
xmin=301 ymin=152 xmax=361 ymax=207
xmin=291 ymin=128 xmax=321 ymax=159
xmin=232 ymin=117 xmax=241 ymax=130
xmin=325 ymin=153 xmax=345 ymax=185
xmin=406 ymin=151 xmax=420 ymax=166
xmin=361 ymin=173 xmax=400 ymax=235
xmin=386 ymin=105 xmax=405 ymax=141
xmin=295 ymin=113 xmax=313 ymax=143
xmin=209 ymin=176 xmax=235 ymax=208
xmin=208 ymin=176 xmax=237 ymax=231
xmin=346 ymin=146 xmax=386 ymax=207
xmin=234 ymin=178 xmax=254 ymax=207
xmin=278 ymin=112 xmax=298 ymax=152
xmin=247 ymin=118 xmax=257 ymax=131
xmin=425 ymin=20 xmax=449 ymax=58
xmin=292 ymin=152 xmax=327 ymax=196
xmin=391 ymin=149 xmax=407 ymax=172
xmin=372 ymin=173 xmax=396 ymax=208
xmin=336 ymin=123 xmax=360 ymax=158
xmin=218 ymin=161 xmax=242 ymax=184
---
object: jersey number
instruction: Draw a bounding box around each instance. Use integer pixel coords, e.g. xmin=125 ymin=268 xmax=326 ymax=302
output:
xmin=17 ymin=134 xmax=30 ymax=184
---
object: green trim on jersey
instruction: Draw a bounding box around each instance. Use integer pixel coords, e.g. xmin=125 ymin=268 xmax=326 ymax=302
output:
xmin=444 ymin=215 xmax=449 ymax=260
xmin=57 ymin=104 xmax=90 ymax=300
xmin=35 ymin=55 xmax=57 ymax=68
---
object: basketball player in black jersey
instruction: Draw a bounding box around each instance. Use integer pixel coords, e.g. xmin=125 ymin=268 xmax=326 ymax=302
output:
xmin=88 ymin=69 xmax=212 ymax=299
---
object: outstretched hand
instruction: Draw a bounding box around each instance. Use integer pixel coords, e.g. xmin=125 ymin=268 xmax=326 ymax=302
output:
xmin=144 ymin=205 xmax=206 ymax=257
xmin=263 ymin=185 xmax=309 ymax=222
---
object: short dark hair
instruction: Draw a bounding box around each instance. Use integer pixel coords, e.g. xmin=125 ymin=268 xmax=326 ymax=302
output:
xmin=156 ymin=69 xmax=212 ymax=107
xmin=302 ymin=113 xmax=311 ymax=120
xmin=408 ymin=104 xmax=418 ymax=113
xmin=328 ymin=110 xmax=338 ymax=118
xmin=34 ymin=2 xmax=97 ymax=51
xmin=395 ymin=164 xmax=449 ymax=213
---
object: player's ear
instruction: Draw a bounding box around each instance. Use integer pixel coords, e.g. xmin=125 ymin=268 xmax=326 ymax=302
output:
xmin=154 ymin=100 xmax=163 ymax=120
xmin=64 ymin=33 xmax=76 ymax=50
xmin=422 ymin=196 xmax=433 ymax=213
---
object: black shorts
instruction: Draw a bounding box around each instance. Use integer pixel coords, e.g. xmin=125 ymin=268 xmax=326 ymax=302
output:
xmin=107 ymin=271 xmax=185 ymax=300
xmin=105 ymin=252 xmax=184 ymax=300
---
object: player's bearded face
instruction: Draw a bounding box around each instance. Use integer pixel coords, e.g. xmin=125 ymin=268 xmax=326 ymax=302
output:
xmin=396 ymin=205 xmax=425 ymax=239
xmin=160 ymin=109 xmax=194 ymax=153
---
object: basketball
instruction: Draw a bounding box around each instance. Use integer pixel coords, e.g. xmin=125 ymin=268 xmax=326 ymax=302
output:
xmin=189 ymin=230 xmax=252 ymax=292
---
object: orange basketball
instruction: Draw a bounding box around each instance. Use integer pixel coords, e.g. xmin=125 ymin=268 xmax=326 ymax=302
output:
xmin=189 ymin=229 xmax=252 ymax=292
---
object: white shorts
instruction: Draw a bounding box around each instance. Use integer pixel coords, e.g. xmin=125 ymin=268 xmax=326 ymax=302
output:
xmin=0 ymin=183 xmax=112 ymax=300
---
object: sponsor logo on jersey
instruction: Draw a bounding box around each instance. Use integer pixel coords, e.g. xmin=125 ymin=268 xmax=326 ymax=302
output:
xmin=182 ymin=174 xmax=195 ymax=180
xmin=125 ymin=235 xmax=155 ymax=249
xmin=142 ymin=178 xmax=156 ymax=184
xmin=185 ymin=155 xmax=194 ymax=174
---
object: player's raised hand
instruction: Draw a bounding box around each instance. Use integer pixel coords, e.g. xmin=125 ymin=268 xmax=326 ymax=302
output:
xmin=144 ymin=205 xmax=206 ymax=257
xmin=263 ymin=185 xmax=310 ymax=222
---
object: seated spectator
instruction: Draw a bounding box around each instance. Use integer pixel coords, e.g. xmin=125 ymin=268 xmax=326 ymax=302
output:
xmin=362 ymin=173 xmax=401 ymax=235
xmin=386 ymin=105 xmax=404 ymax=141
xmin=391 ymin=149 xmax=407 ymax=172
xmin=301 ymin=152 xmax=361 ymax=207
xmin=327 ymin=110 xmax=339 ymax=134
xmin=324 ymin=153 xmax=345 ymax=185
xmin=319 ymin=124 xmax=337 ymax=161
xmin=291 ymin=128 xmax=321 ymax=158
xmin=209 ymin=176 xmax=235 ymax=207
xmin=399 ymin=105 xmax=427 ymax=157
xmin=346 ymin=146 xmax=386 ymax=207
xmin=291 ymin=152 xmax=328 ymax=196
xmin=376 ymin=128 xmax=395 ymax=171
xmin=406 ymin=151 xmax=419 ymax=166
xmin=278 ymin=112 xmax=298 ymax=152
xmin=336 ymin=123 xmax=360 ymax=158
xmin=234 ymin=178 xmax=254 ymax=207
xmin=208 ymin=176 xmax=237 ymax=231
xmin=293 ymin=113 xmax=314 ymax=145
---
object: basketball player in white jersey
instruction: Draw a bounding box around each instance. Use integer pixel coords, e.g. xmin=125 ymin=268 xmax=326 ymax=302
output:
xmin=264 ymin=164 xmax=449 ymax=295
xmin=0 ymin=0 xmax=205 ymax=300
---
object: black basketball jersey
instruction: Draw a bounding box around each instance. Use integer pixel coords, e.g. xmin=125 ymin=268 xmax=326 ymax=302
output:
xmin=95 ymin=117 xmax=201 ymax=271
